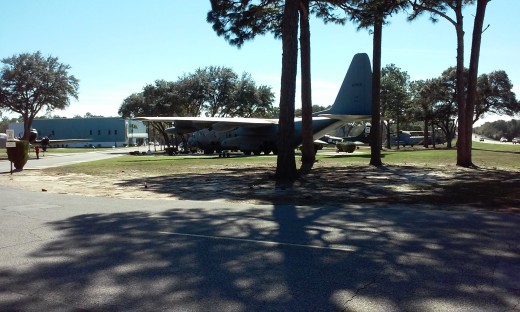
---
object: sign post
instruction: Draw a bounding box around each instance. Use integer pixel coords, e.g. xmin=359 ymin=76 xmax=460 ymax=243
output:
xmin=6 ymin=129 xmax=14 ymax=140
xmin=6 ymin=130 xmax=15 ymax=174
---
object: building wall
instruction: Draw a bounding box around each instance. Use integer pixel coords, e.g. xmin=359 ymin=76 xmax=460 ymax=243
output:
xmin=9 ymin=117 xmax=148 ymax=148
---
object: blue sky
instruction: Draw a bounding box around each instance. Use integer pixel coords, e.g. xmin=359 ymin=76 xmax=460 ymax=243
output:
xmin=1 ymin=0 xmax=519 ymax=126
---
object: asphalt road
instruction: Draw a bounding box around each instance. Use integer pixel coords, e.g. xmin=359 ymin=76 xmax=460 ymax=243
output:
xmin=0 ymin=186 xmax=518 ymax=311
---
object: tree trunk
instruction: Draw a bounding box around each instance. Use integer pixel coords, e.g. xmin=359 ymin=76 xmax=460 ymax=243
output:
xmin=423 ymin=119 xmax=429 ymax=148
xmin=431 ymin=122 xmax=436 ymax=149
xmin=161 ymin=131 xmax=171 ymax=147
xmin=369 ymin=16 xmax=383 ymax=167
xmin=275 ymin=0 xmax=299 ymax=181
xmin=463 ymin=0 xmax=489 ymax=167
xmin=385 ymin=120 xmax=391 ymax=149
xmin=396 ymin=111 xmax=400 ymax=150
xmin=453 ymin=0 xmax=469 ymax=166
xmin=23 ymin=114 xmax=33 ymax=141
xmin=299 ymin=0 xmax=315 ymax=174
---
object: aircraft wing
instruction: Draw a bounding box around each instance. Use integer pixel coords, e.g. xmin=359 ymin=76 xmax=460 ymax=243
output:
xmin=314 ymin=139 xmax=328 ymax=146
xmin=136 ymin=116 xmax=279 ymax=133
xmin=136 ymin=115 xmax=360 ymax=134
xmin=33 ymin=138 xmax=92 ymax=145
xmin=315 ymin=114 xmax=371 ymax=122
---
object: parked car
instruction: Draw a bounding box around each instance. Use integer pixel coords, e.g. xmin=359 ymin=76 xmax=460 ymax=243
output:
xmin=500 ymin=137 xmax=508 ymax=142
xmin=479 ymin=137 xmax=484 ymax=142
xmin=513 ymin=137 xmax=520 ymax=144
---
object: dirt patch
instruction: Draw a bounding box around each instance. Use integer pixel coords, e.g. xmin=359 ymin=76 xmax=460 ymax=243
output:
xmin=1 ymin=163 xmax=519 ymax=212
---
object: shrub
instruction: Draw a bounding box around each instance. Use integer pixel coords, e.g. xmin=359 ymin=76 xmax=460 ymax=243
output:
xmin=164 ymin=147 xmax=177 ymax=156
xmin=7 ymin=140 xmax=30 ymax=170
xmin=336 ymin=142 xmax=356 ymax=153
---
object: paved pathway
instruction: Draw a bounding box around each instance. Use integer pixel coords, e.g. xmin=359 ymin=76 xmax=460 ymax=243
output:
xmin=0 ymin=186 xmax=518 ymax=311
xmin=1 ymin=148 xmax=129 ymax=173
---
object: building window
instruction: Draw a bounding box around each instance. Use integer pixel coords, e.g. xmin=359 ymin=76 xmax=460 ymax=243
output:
xmin=90 ymin=130 xmax=93 ymax=135
xmin=98 ymin=130 xmax=101 ymax=135
xmin=114 ymin=130 xmax=118 ymax=135
xmin=108 ymin=130 xmax=111 ymax=135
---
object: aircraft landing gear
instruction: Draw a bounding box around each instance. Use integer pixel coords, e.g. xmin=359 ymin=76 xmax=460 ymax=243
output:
xmin=219 ymin=151 xmax=231 ymax=158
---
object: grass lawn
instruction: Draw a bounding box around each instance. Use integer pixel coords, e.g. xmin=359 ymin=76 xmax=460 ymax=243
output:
xmin=35 ymin=142 xmax=519 ymax=175
xmin=2 ymin=141 xmax=518 ymax=172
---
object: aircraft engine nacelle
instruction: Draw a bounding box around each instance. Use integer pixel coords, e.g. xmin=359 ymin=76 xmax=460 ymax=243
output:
xmin=28 ymin=129 xmax=38 ymax=142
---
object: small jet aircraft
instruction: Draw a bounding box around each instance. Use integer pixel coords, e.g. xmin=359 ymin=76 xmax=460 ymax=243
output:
xmin=0 ymin=129 xmax=90 ymax=151
xmin=137 ymin=53 xmax=373 ymax=155
xmin=389 ymin=130 xmax=446 ymax=147
xmin=389 ymin=131 xmax=424 ymax=147
xmin=319 ymin=134 xmax=344 ymax=145
xmin=343 ymin=124 xmax=371 ymax=145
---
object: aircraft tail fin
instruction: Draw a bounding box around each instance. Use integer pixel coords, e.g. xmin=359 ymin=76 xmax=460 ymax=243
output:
xmin=317 ymin=53 xmax=372 ymax=117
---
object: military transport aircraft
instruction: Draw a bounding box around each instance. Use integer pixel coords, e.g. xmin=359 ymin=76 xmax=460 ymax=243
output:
xmin=0 ymin=129 xmax=90 ymax=151
xmin=137 ymin=53 xmax=373 ymax=155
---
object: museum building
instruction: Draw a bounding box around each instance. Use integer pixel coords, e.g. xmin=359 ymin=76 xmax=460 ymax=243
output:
xmin=9 ymin=117 xmax=148 ymax=148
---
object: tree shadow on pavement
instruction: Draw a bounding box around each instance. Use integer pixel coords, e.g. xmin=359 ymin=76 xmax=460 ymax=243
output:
xmin=0 ymin=200 xmax=518 ymax=310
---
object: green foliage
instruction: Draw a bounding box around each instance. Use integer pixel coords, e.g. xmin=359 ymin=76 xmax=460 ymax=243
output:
xmin=120 ymin=69 xmax=275 ymax=120
xmin=294 ymin=104 xmax=329 ymax=117
xmin=381 ymin=63 xmax=412 ymax=147
xmin=164 ymin=147 xmax=177 ymax=156
xmin=6 ymin=140 xmax=29 ymax=169
xmin=119 ymin=93 xmax=146 ymax=117
xmin=40 ymin=144 xmax=520 ymax=175
xmin=178 ymin=67 xmax=275 ymax=118
xmin=336 ymin=142 xmax=357 ymax=153
xmin=1 ymin=116 xmax=21 ymax=133
xmin=408 ymin=0 xmax=477 ymax=23
xmin=381 ymin=64 xmax=411 ymax=120
xmin=207 ymin=0 xmax=284 ymax=47
xmin=0 ymin=51 xmax=79 ymax=140
xmin=408 ymin=66 xmax=518 ymax=148
xmin=207 ymin=0 xmax=350 ymax=48
xmin=475 ymin=71 xmax=519 ymax=123
xmin=474 ymin=119 xmax=520 ymax=140
xmin=348 ymin=0 xmax=409 ymax=29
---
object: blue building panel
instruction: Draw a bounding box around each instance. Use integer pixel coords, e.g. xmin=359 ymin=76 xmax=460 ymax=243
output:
xmin=10 ymin=117 xmax=148 ymax=147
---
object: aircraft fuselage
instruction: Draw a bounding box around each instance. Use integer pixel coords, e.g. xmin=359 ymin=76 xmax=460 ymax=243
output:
xmin=177 ymin=117 xmax=346 ymax=155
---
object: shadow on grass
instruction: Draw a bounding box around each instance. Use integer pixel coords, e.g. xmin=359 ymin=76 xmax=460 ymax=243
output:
xmin=318 ymin=153 xmax=376 ymax=159
xmin=114 ymin=165 xmax=520 ymax=211
xmin=0 ymin=197 xmax=518 ymax=310
xmin=472 ymin=147 xmax=520 ymax=155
